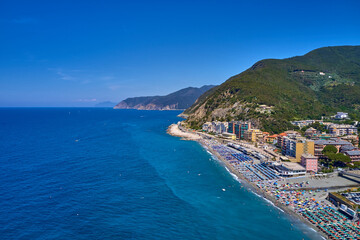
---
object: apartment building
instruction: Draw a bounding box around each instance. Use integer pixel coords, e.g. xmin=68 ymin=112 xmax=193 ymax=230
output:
xmin=281 ymin=136 xmax=315 ymax=162
xmin=314 ymin=139 xmax=352 ymax=157
xmin=300 ymin=153 xmax=318 ymax=173
xmin=329 ymin=124 xmax=358 ymax=136
xmin=244 ymin=129 xmax=264 ymax=142
xmin=227 ymin=121 xmax=251 ymax=139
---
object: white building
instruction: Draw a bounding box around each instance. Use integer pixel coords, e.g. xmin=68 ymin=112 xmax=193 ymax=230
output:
xmin=290 ymin=120 xmax=316 ymax=128
xmin=329 ymin=124 xmax=357 ymax=136
xmin=202 ymin=122 xmax=212 ymax=132
xmin=273 ymin=162 xmax=306 ymax=177
xmin=334 ymin=112 xmax=349 ymax=120
xmin=202 ymin=121 xmax=228 ymax=134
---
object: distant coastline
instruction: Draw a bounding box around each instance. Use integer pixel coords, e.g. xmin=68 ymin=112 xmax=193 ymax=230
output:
xmin=114 ymin=85 xmax=215 ymax=111
xmin=115 ymin=107 xmax=186 ymax=111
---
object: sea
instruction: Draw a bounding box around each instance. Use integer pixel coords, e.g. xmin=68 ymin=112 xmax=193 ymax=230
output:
xmin=0 ymin=108 xmax=323 ymax=240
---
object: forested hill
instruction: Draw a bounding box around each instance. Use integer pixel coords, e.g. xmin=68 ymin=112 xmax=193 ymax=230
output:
xmin=184 ymin=46 xmax=360 ymax=133
xmin=114 ymin=85 xmax=215 ymax=110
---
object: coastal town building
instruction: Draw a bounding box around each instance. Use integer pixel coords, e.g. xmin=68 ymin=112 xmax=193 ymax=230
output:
xmin=277 ymin=131 xmax=301 ymax=147
xmin=305 ymin=127 xmax=318 ymax=138
xmin=345 ymin=150 xmax=360 ymax=162
xmin=273 ymin=162 xmax=306 ymax=177
xmin=284 ymin=130 xmax=302 ymax=136
xmin=314 ymin=139 xmax=352 ymax=158
xmin=334 ymin=112 xmax=349 ymax=120
xmin=202 ymin=122 xmax=212 ymax=132
xmin=328 ymin=124 xmax=357 ymax=136
xmin=262 ymin=132 xmax=270 ymax=139
xmin=277 ymin=133 xmax=287 ymax=148
xmin=341 ymin=135 xmax=359 ymax=146
xmin=265 ymin=134 xmax=278 ymax=144
xmin=227 ymin=121 xmax=251 ymax=139
xmin=290 ymin=120 xmax=316 ymax=128
xmin=216 ymin=121 xmax=228 ymax=134
xmin=339 ymin=144 xmax=357 ymax=153
xmin=244 ymin=129 xmax=263 ymax=142
xmin=310 ymin=133 xmax=332 ymax=140
xmin=295 ymin=139 xmax=315 ymax=162
xmin=281 ymin=136 xmax=297 ymax=157
xmin=281 ymin=136 xmax=315 ymax=162
xmin=300 ymin=153 xmax=318 ymax=173
xmin=202 ymin=121 xmax=228 ymax=134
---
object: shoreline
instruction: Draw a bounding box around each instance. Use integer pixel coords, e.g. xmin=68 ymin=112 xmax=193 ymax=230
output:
xmin=167 ymin=123 xmax=201 ymax=140
xmin=199 ymin=140 xmax=326 ymax=240
xmin=168 ymin=124 xmax=328 ymax=240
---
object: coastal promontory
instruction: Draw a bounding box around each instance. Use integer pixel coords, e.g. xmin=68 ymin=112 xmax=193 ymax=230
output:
xmin=114 ymin=85 xmax=215 ymax=110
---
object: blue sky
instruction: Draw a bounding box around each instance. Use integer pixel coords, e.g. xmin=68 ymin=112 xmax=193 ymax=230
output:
xmin=0 ymin=0 xmax=359 ymax=107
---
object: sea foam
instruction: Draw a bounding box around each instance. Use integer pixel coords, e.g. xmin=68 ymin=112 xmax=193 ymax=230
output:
xmin=225 ymin=166 xmax=242 ymax=183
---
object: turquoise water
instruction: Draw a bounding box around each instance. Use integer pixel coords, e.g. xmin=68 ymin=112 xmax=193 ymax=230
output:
xmin=0 ymin=108 xmax=321 ymax=239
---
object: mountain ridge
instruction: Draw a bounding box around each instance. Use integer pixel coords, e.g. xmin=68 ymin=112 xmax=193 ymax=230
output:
xmin=114 ymin=85 xmax=215 ymax=110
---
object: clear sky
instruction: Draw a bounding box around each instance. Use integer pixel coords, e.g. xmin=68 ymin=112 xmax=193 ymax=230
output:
xmin=1 ymin=0 xmax=359 ymax=107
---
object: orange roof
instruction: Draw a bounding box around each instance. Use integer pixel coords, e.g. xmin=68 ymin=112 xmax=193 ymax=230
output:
xmin=263 ymin=132 xmax=270 ymax=135
xmin=269 ymin=134 xmax=278 ymax=138
xmin=279 ymin=133 xmax=287 ymax=136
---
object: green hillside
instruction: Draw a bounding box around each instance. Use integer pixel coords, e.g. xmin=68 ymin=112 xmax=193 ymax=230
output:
xmin=184 ymin=46 xmax=360 ymax=133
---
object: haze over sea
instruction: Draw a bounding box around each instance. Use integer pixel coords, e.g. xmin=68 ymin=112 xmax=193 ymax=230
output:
xmin=0 ymin=108 xmax=320 ymax=239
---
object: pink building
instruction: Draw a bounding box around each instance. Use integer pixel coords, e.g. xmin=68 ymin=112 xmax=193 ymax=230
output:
xmin=301 ymin=153 xmax=318 ymax=173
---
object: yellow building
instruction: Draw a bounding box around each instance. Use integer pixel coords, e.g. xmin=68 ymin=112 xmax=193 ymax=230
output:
xmin=244 ymin=129 xmax=263 ymax=142
xmin=295 ymin=140 xmax=315 ymax=162
xmin=265 ymin=134 xmax=278 ymax=143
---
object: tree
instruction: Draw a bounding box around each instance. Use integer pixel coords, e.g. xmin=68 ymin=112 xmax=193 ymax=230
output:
xmin=351 ymin=161 xmax=360 ymax=169
xmin=322 ymin=145 xmax=338 ymax=155
xmin=325 ymin=152 xmax=351 ymax=167
xmin=321 ymin=145 xmax=351 ymax=168
xmin=334 ymin=153 xmax=351 ymax=163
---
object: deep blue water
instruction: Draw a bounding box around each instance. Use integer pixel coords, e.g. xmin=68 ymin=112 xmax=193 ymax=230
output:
xmin=0 ymin=108 xmax=320 ymax=239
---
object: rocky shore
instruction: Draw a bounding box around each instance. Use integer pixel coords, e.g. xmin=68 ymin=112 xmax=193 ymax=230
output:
xmin=167 ymin=123 xmax=201 ymax=140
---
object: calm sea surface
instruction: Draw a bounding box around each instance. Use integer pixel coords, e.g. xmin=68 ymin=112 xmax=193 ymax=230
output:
xmin=0 ymin=108 xmax=321 ymax=239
